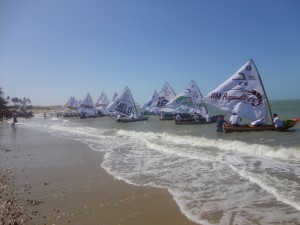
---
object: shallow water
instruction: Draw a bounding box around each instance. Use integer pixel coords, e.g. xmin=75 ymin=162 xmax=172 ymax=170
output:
xmin=16 ymin=100 xmax=300 ymax=225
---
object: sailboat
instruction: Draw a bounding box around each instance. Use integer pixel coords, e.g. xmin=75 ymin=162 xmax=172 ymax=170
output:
xmin=95 ymin=91 xmax=109 ymax=116
xmin=203 ymin=59 xmax=299 ymax=132
xmin=62 ymin=96 xmax=78 ymax=117
xmin=165 ymin=80 xmax=222 ymax=124
xmin=147 ymin=82 xmax=176 ymax=114
xmin=78 ymin=92 xmax=97 ymax=118
xmin=105 ymin=86 xmax=149 ymax=122
xmin=140 ymin=90 xmax=158 ymax=115
xmin=112 ymin=92 xmax=118 ymax=101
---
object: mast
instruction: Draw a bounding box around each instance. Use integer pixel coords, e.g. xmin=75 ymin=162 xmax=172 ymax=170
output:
xmin=251 ymin=59 xmax=273 ymax=124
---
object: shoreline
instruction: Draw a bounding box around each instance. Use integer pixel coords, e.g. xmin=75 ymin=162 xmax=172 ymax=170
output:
xmin=0 ymin=122 xmax=198 ymax=225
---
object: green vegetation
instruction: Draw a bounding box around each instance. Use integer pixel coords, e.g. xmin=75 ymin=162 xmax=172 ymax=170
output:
xmin=0 ymin=87 xmax=9 ymax=110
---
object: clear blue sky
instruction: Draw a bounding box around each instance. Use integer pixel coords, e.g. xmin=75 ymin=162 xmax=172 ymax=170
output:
xmin=1 ymin=0 xmax=299 ymax=106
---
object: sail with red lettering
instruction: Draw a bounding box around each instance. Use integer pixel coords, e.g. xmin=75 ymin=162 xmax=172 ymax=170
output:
xmin=105 ymin=86 xmax=138 ymax=117
xmin=165 ymin=80 xmax=208 ymax=116
xmin=203 ymin=59 xmax=271 ymax=123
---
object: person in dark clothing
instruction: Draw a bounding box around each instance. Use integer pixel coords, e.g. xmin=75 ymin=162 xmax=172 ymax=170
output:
xmin=11 ymin=112 xmax=18 ymax=126
xmin=216 ymin=115 xmax=228 ymax=132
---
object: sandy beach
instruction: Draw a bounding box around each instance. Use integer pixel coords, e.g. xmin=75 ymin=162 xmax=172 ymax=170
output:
xmin=0 ymin=121 xmax=198 ymax=225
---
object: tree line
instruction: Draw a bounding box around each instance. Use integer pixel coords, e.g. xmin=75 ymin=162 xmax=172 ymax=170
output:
xmin=0 ymin=86 xmax=31 ymax=110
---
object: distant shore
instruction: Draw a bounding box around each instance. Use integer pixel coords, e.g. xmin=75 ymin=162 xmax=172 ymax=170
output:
xmin=0 ymin=122 xmax=198 ymax=225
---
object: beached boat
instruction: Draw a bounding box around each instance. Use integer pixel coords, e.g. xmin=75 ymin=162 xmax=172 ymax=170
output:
xmin=106 ymin=86 xmax=148 ymax=122
xmin=147 ymin=82 xmax=176 ymax=114
xmin=78 ymin=92 xmax=97 ymax=119
xmin=175 ymin=115 xmax=220 ymax=125
xmin=163 ymin=80 xmax=222 ymax=125
xmin=203 ymin=59 xmax=299 ymax=132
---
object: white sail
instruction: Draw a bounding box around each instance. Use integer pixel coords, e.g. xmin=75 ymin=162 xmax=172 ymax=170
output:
xmin=203 ymin=59 xmax=270 ymax=122
xmin=141 ymin=90 xmax=158 ymax=111
xmin=63 ymin=96 xmax=78 ymax=110
xmin=165 ymin=80 xmax=208 ymax=116
xmin=105 ymin=86 xmax=138 ymax=117
xmin=78 ymin=92 xmax=96 ymax=116
xmin=112 ymin=92 xmax=118 ymax=101
xmin=148 ymin=82 xmax=176 ymax=113
xmin=95 ymin=92 xmax=109 ymax=113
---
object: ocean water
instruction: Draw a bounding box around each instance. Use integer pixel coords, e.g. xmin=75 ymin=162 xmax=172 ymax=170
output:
xmin=15 ymin=100 xmax=300 ymax=225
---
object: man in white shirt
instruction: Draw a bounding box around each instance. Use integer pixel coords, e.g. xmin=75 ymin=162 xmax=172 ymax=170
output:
xmin=230 ymin=112 xmax=239 ymax=126
xmin=273 ymin=113 xmax=283 ymax=129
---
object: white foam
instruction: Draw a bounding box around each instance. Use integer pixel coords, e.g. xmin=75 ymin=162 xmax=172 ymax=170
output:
xmin=18 ymin=117 xmax=300 ymax=224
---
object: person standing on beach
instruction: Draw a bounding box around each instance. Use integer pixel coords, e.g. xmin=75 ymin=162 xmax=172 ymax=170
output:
xmin=11 ymin=112 xmax=18 ymax=126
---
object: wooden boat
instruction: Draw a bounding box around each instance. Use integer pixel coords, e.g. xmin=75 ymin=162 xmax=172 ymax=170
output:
xmin=79 ymin=114 xmax=97 ymax=119
xmin=159 ymin=112 xmax=175 ymax=120
xmin=175 ymin=114 xmax=222 ymax=125
xmin=203 ymin=59 xmax=299 ymax=132
xmin=223 ymin=118 xmax=299 ymax=132
xmin=117 ymin=116 xmax=149 ymax=122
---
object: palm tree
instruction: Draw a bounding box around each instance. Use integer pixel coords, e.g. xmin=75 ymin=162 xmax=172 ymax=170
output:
xmin=0 ymin=87 xmax=8 ymax=109
xmin=11 ymin=97 xmax=18 ymax=105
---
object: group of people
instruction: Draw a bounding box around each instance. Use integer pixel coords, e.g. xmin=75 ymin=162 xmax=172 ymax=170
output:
xmin=216 ymin=112 xmax=284 ymax=132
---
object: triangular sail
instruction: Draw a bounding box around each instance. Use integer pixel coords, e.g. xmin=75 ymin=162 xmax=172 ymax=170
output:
xmin=106 ymin=86 xmax=138 ymax=117
xmin=63 ymin=96 xmax=78 ymax=110
xmin=78 ymin=92 xmax=96 ymax=115
xmin=95 ymin=92 xmax=109 ymax=113
xmin=141 ymin=90 xmax=158 ymax=111
xmin=203 ymin=59 xmax=270 ymax=122
xmin=148 ymin=82 xmax=176 ymax=113
xmin=112 ymin=92 xmax=118 ymax=101
xmin=165 ymin=80 xmax=208 ymax=116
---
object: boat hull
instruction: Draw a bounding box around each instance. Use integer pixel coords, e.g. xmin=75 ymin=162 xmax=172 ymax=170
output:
xmin=79 ymin=115 xmax=98 ymax=119
xmin=223 ymin=118 xmax=299 ymax=132
xmin=159 ymin=116 xmax=174 ymax=120
xmin=175 ymin=115 xmax=222 ymax=125
xmin=117 ymin=116 xmax=149 ymax=122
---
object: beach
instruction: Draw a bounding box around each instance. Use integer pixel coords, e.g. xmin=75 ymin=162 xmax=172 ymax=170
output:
xmin=0 ymin=122 xmax=198 ymax=225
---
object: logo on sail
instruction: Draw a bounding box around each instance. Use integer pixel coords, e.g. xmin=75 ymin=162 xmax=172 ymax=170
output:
xmin=115 ymin=100 xmax=133 ymax=115
xmin=175 ymin=96 xmax=204 ymax=109
xmin=157 ymin=97 xmax=169 ymax=106
xmin=210 ymin=89 xmax=263 ymax=106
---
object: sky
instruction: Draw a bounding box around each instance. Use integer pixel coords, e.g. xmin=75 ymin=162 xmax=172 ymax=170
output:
xmin=0 ymin=0 xmax=300 ymax=106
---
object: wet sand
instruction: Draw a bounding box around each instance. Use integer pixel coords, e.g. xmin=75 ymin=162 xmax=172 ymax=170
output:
xmin=0 ymin=122 xmax=198 ymax=225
